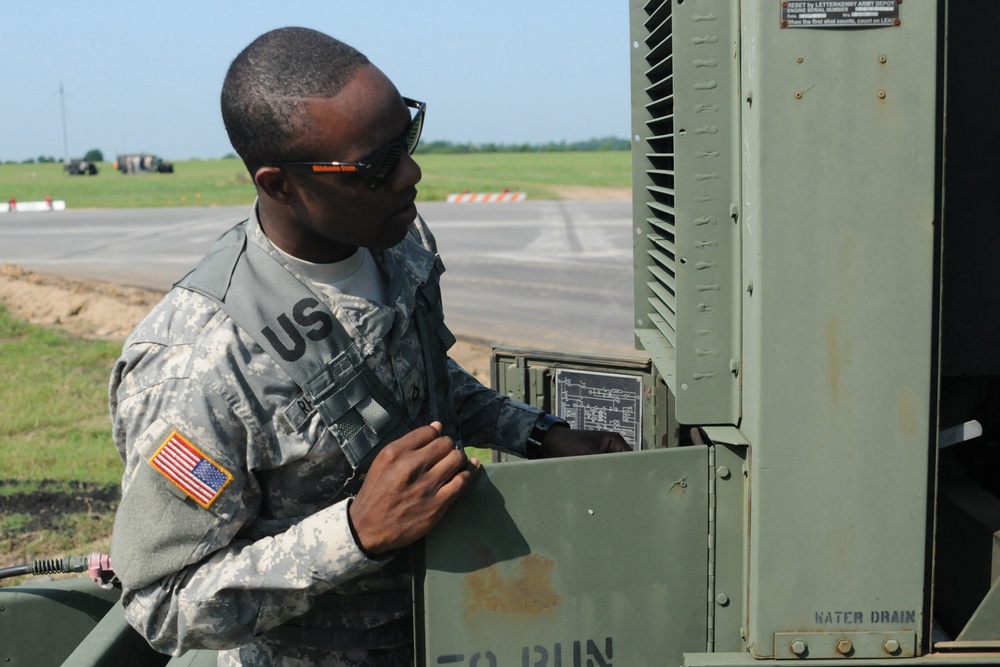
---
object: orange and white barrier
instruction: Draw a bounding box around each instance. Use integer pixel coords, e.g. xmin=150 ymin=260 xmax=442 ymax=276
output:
xmin=447 ymin=190 xmax=526 ymax=203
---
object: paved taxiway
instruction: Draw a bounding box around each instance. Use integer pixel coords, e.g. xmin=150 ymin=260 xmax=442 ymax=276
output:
xmin=0 ymin=200 xmax=640 ymax=358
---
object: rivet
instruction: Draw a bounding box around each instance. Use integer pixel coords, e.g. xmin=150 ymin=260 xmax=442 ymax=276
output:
xmin=796 ymin=56 xmax=804 ymax=63
xmin=879 ymin=54 xmax=888 ymax=64
xmin=794 ymin=91 xmax=803 ymax=99
xmin=716 ymin=593 xmax=730 ymax=605
xmin=790 ymin=639 xmax=807 ymax=656
xmin=878 ymin=89 xmax=887 ymax=99
xmin=717 ymin=465 xmax=731 ymax=479
xmin=836 ymin=638 xmax=853 ymax=655
xmin=883 ymin=638 xmax=900 ymax=654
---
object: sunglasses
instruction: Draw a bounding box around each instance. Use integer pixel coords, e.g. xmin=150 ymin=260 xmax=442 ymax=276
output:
xmin=278 ymin=97 xmax=425 ymax=190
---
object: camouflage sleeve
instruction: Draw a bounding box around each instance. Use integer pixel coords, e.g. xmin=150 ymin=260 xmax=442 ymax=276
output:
xmin=111 ymin=355 xmax=386 ymax=656
xmin=447 ymin=359 xmax=541 ymax=457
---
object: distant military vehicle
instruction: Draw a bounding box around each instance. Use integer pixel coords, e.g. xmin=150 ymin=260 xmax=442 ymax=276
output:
xmin=115 ymin=153 xmax=174 ymax=174
xmin=63 ymin=158 xmax=98 ymax=176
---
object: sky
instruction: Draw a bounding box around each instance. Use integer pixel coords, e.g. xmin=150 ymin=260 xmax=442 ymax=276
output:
xmin=1 ymin=1 xmax=633 ymax=163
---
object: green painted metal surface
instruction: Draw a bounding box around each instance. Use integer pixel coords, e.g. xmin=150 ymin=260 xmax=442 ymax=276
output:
xmin=0 ymin=577 xmax=119 ymax=666
xmin=737 ymin=2 xmax=938 ymax=658
xmin=417 ymin=447 xmax=720 ymax=667
xmin=632 ymin=0 xmax=942 ymax=660
xmin=709 ymin=438 xmax=749 ymax=654
xmin=60 ymin=601 xmax=171 ymax=667
xmin=630 ymin=0 xmax=742 ymax=425
xmin=0 ymin=577 xmax=215 ymax=666
xmin=684 ymin=651 xmax=1000 ymax=666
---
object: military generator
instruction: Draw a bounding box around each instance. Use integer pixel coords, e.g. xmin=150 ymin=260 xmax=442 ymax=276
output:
xmin=417 ymin=1 xmax=1000 ymax=665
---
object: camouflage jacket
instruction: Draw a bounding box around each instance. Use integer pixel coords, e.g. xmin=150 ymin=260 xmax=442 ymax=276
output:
xmin=109 ymin=205 xmax=541 ymax=665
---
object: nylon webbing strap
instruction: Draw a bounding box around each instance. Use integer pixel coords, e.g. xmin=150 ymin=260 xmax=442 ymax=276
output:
xmin=176 ymin=221 xmax=412 ymax=472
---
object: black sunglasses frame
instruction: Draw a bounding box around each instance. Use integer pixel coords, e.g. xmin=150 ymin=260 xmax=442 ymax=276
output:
xmin=277 ymin=97 xmax=425 ymax=190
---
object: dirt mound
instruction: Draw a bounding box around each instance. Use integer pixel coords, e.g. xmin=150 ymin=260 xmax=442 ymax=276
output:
xmin=0 ymin=265 xmax=493 ymax=379
xmin=0 ymin=264 xmax=162 ymax=341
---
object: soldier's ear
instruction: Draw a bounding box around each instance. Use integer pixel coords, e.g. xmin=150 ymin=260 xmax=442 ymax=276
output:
xmin=254 ymin=166 xmax=295 ymax=205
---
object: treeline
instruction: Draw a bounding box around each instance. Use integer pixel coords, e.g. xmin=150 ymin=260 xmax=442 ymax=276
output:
xmin=6 ymin=149 xmax=104 ymax=165
xmin=9 ymin=156 xmax=60 ymax=164
xmin=417 ymin=136 xmax=630 ymax=154
xmin=4 ymin=137 xmax=630 ymax=165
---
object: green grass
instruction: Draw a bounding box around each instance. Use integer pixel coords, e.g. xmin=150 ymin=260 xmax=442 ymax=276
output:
xmin=0 ymin=305 xmax=124 ymax=583
xmin=0 ymin=151 xmax=630 ymax=208
xmin=0 ymin=304 xmax=124 ymax=486
xmin=0 ymin=159 xmax=256 ymax=209
xmin=413 ymin=151 xmax=631 ymax=201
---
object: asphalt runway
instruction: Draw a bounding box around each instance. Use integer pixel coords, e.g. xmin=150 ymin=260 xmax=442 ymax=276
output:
xmin=0 ymin=200 xmax=643 ymax=358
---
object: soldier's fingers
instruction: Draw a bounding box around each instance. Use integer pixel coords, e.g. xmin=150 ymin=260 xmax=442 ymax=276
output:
xmin=388 ymin=423 xmax=447 ymax=453
xmin=607 ymin=435 xmax=632 ymax=453
xmin=422 ymin=445 xmax=471 ymax=486
xmin=389 ymin=436 xmax=459 ymax=485
xmin=406 ymin=422 xmax=447 ymax=451
xmin=434 ymin=458 xmax=480 ymax=504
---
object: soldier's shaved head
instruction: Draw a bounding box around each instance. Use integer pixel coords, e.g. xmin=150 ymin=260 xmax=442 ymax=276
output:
xmin=221 ymin=27 xmax=370 ymax=175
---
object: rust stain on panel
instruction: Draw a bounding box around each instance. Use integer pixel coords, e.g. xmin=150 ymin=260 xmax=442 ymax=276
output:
xmin=898 ymin=387 xmax=920 ymax=439
xmin=464 ymin=553 xmax=563 ymax=618
xmin=826 ymin=319 xmax=841 ymax=404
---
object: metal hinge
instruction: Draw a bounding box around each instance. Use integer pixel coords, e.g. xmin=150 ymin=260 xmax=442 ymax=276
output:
xmin=707 ymin=444 xmax=717 ymax=652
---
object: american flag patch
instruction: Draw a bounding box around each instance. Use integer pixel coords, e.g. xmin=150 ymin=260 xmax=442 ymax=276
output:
xmin=149 ymin=431 xmax=233 ymax=508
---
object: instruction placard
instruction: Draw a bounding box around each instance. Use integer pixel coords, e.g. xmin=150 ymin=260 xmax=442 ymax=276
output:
xmin=555 ymin=368 xmax=643 ymax=450
xmin=781 ymin=1 xmax=900 ymax=28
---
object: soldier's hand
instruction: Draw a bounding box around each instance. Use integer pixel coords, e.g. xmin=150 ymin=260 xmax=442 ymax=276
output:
xmin=348 ymin=421 xmax=479 ymax=556
xmin=538 ymin=427 xmax=631 ymax=458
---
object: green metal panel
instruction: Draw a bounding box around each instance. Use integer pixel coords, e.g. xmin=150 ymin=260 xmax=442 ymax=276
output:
xmin=0 ymin=577 xmax=214 ymax=666
xmin=417 ymin=447 xmax=715 ymax=667
xmin=61 ymin=601 xmax=173 ymax=667
xmin=684 ymin=651 xmax=1000 ymax=666
xmin=0 ymin=577 xmax=120 ymax=666
xmin=737 ymin=1 xmax=938 ymax=660
xmin=631 ymin=0 xmax=742 ymax=425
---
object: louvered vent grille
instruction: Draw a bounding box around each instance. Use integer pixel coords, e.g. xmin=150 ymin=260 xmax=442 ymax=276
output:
xmin=641 ymin=0 xmax=677 ymax=348
xmin=631 ymin=0 xmax=738 ymax=424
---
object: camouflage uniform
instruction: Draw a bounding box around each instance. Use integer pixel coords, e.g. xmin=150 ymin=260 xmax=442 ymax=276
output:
xmin=110 ymin=204 xmax=541 ymax=665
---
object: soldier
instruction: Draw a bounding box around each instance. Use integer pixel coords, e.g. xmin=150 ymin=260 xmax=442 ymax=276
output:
xmin=109 ymin=27 xmax=629 ymax=666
